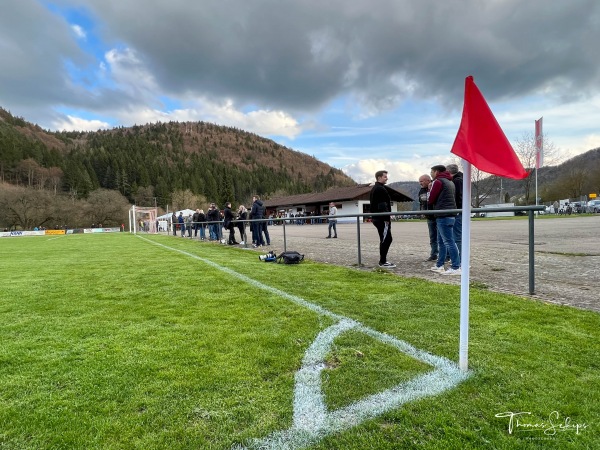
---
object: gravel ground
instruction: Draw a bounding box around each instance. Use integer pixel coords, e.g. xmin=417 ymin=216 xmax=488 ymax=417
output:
xmin=243 ymin=215 xmax=600 ymax=313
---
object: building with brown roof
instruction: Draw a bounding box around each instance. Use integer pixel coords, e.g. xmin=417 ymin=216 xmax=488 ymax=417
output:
xmin=262 ymin=184 xmax=413 ymax=223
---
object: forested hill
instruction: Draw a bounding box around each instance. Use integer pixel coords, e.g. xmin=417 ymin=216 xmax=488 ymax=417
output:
xmin=0 ymin=108 xmax=356 ymax=207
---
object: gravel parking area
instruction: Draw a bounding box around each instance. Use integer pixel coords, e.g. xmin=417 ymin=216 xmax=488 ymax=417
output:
xmin=247 ymin=215 xmax=600 ymax=313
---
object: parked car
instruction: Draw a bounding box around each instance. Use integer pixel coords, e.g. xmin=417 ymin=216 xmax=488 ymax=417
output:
xmin=587 ymin=199 xmax=600 ymax=213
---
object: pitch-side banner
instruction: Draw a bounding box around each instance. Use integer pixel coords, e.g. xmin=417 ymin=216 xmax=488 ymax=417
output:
xmin=535 ymin=117 xmax=543 ymax=169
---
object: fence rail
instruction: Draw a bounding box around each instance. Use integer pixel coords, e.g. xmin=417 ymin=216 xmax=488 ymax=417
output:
xmin=139 ymin=205 xmax=545 ymax=294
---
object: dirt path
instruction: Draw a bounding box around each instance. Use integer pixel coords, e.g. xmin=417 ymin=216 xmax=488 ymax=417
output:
xmin=249 ymin=215 xmax=600 ymax=313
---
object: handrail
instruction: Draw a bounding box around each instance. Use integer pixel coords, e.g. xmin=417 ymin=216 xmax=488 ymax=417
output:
xmin=161 ymin=204 xmax=546 ymax=294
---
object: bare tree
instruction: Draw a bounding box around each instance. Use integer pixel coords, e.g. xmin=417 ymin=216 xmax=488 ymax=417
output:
xmin=513 ymin=132 xmax=561 ymax=204
xmin=0 ymin=184 xmax=54 ymax=229
xmin=16 ymin=158 xmax=39 ymax=187
xmin=48 ymin=167 xmax=64 ymax=195
xmin=447 ymin=157 xmax=500 ymax=207
xmin=561 ymin=168 xmax=588 ymax=199
xmin=84 ymin=189 xmax=131 ymax=227
xmin=171 ymin=189 xmax=204 ymax=211
xmin=133 ymin=185 xmax=156 ymax=207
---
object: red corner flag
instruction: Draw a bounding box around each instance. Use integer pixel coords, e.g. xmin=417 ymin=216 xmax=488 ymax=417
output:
xmin=451 ymin=76 xmax=528 ymax=180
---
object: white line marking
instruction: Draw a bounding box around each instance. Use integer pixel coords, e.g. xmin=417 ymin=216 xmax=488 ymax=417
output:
xmin=138 ymin=237 xmax=470 ymax=449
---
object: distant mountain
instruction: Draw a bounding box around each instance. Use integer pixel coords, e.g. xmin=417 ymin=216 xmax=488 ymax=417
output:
xmin=0 ymin=107 xmax=356 ymax=206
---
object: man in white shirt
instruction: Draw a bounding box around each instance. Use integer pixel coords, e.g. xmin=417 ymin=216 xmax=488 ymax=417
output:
xmin=326 ymin=202 xmax=338 ymax=238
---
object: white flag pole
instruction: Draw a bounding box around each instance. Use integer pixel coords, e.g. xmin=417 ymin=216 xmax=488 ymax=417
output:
xmin=459 ymin=160 xmax=472 ymax=372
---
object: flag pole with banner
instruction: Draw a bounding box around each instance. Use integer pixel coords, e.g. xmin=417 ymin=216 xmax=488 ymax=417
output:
xmin=535 ymin=117 xmax=543 ymax=211
xmin=450 ymin=76 xmax=529 ymax=371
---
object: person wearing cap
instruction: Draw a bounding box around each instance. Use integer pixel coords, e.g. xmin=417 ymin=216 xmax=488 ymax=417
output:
xmin=326 ymin=202 xmax=338 ymax=238
xmin=428 ymin=165 xmax=460 ymax=275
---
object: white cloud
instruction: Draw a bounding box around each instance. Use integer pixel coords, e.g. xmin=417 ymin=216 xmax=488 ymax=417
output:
xmin=111 ymin=99 xmax=302 ymax=139
xmin=71 ymin=24 xmax=86 ymax=39
xmin=104 ymin=47 xmax=158 ymax=97
xmin=53 ymin=115 xmax=110 ymax=131
xmin=342 ymin=153 xmax=459 ymax=184
xmin=199 ymin=100 xmax=301 ymax=138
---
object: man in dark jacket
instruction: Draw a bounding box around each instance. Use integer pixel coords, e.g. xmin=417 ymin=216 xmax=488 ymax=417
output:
xmin=206 ymin=203 xmax=220 ymax=241
xmin=250 ymin=195 xmax=265 ymax=247
xmin=223 ymin=202 xmax=238 ymax=245
xmin=418 ymin=174 xmax=438 ymax=261
xmin=192 ymin=209 xmax=200 ymax=237
xmin=447 ymin=164 xmax=463 ymax=256
xmin=369 ymin=170 xmax=395 ymax=268
xmin=428 ymin=165 xmax=460 ymax=275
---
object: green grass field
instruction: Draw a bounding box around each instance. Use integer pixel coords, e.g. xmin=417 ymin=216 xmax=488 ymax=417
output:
xmin=0 ymin=233 xmax=597 ymax=449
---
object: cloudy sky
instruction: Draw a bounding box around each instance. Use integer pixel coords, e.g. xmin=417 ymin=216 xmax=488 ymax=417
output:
xmin=2 ymin=0 xmax=599 ymax=182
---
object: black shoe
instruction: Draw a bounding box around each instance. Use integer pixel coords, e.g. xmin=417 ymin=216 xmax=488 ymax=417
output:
xmin=427 ymin=255 xmax=437 ymax=261
xmin=326 ymin=236 xmax=331 ymax=239
xmin=333 ymin=236 xmax=337 ymax=238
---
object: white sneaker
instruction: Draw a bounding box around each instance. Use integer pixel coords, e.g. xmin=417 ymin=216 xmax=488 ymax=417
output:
xmin=430 ymin=265 xmax=445 ymax=273
xmin=378 ymin=262 xmax=396 ymax=268
xmin=239 ymin=241 xmax=245 ymax=245
xmin=442 ymin=268 xmax=462 ymax=276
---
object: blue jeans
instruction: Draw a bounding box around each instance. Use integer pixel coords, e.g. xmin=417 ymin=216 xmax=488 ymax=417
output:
xmin=454 ymin=214 xmax=462 ymax=257
xmin=427 ymin=219 xmax=438 ymax=257
xmin=199 ymin=225 xmax=206 ymax=239
xmin=209 ymin=223 xmax=218 ymax=240
xmin=436 ymin=216 xmax=460 ymax=269
xmin=328 ymin=221 xmax=337 ymax=237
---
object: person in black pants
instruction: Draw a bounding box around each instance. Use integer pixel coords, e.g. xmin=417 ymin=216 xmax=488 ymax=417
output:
xmin=223 ymin=202 xmax=237 ymax=245
xmin=369 ymin=170 xmax=395 ymax=268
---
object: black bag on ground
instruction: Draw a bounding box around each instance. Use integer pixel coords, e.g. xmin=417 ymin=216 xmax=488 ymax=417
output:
xmin=277 ymin=251 xmax=304 ymax=264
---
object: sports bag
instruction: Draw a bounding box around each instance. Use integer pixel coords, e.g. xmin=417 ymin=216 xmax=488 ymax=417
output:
xmin=277 ymin=251 xmax=304 ymax=264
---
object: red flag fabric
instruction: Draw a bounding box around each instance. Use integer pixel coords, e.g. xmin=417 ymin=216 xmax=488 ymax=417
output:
xmin=451 ymin=76 xmax=529 ymax=180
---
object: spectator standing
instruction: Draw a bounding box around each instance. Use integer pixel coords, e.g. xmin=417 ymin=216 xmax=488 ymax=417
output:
xmin=418 ymin=174 xmax=438 ymax=261
xmin=207 ymin=203 xmax=220 ymax=241
xmin=186 ymin=214 xmax=193 ymax=237
xmin=447 ymin=164 xmax=463 ymax=257
xmin=250 ymin=195 xmax=265 ymax=247
xmin=369 ymin=170 xmax=396 ymax=268
xmin=197 ymin=209 xmax=207 ymax=240
xmin=223 ymin=202 xmax=238 ymax=245
xmin=178 ymin=212 xmax=185 ymax=237
xmin=428 ymin=165 xmax=460 ymax=275
xmin=171 ymin=212 xmax=177 ymax=236
xmin=192 ymin=209 xmax=201 ymax=237
xmin=236 ymin=205 xmax=248 ymax=244
xmin=326 ymin=202 xmax=338 ymax=238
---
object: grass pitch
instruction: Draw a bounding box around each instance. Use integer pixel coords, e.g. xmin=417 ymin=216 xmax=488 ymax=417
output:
xmin=0 ymin=233 xmax=598 ymax=449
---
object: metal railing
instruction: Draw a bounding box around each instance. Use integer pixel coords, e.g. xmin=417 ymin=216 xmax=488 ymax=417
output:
xmin=158 ymin=205 xmax=545 ymax=294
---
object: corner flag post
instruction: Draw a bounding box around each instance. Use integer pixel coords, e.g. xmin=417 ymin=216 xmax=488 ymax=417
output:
xmin=458 ymin=160 xmax=472 ymax=372
xmin=451 ymin=76 xmax=529 ymax=372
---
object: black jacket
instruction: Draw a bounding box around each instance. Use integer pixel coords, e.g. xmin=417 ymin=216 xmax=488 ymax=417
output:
xmin=452 ymin=171 xmax=464 ymax=208
xmin=223 ymin=207 xmax=235 ymax=228
xmin=250 ymin=200 xmax=265 ymax=219
xmin=369 ymin=182 xmax=392 ymax=222
xmin=207 ymin=207 xmax=220 ymax=223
